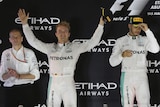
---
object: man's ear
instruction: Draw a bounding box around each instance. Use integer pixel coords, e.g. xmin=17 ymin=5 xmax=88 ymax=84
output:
xmin=68 ymin=32 xmax=70 ymax=37
xmin=9 ymin=38 xmax=11 ymax=43
xmin=55 ymin=32 xmax=58 ymax=37
xmin=128 ymin=24 xmax=131 ymax=29
xmin=21 ymin=36 xmax=23 ymax=42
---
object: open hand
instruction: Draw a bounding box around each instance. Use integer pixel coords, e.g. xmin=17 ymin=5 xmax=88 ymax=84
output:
xmin=17 ymin=8 xmax=29 ymax=25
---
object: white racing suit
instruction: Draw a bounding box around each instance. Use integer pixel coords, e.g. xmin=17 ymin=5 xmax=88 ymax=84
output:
xmin=22 ymin=24 xmax=104 ymax=107
xmin=109 ymin=29 xmax=160 ymax=107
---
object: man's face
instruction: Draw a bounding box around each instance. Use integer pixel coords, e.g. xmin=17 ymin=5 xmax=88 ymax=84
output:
xmin=9 ymin=31 xmax=23 ymax=46
xmin=128 ymin=24 xmax=142 ymax=36
xmin=55 ymin=25 xmax=70 ymax=44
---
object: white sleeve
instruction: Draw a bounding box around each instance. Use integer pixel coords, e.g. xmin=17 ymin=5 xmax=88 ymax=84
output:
xmin=28 ymin=51 xmax=40 ymax=81
xmin=22 ymin=24 xmax=50 ymax=54
xmin=145 ymin=29 xmax=160 ymax=53
xmin=109 ymin=39 xmax=123 ymax=67
xmin=0 ymin=51 xmax=7 ymax=82
xmin=78 ymin=24 xmax=104 ymax=53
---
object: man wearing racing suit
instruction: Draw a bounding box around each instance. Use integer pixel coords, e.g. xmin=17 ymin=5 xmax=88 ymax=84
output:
xmin=18 ymin=9 xmax=105 ymax=107
xmin=109 ymin=16 xmax=159 ymax=107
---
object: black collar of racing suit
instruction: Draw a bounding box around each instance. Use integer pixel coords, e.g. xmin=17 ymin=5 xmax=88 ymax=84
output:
xmin=57 ymin=41 xmax=70 ymax=47
xmin=127 ymin=33 xmax=140 ymax=40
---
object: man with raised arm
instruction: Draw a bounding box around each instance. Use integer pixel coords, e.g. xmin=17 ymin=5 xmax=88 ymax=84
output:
xmin=18 ymin=8 xmax=105 ymax=107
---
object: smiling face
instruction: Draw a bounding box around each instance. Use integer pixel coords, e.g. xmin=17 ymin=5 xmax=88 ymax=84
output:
xmin=128 ymin=24 xmax=142 ymax=36
xmin=9 ymin=30 xmax=23 ymax=47
xmin=55 ymin=25 xmax=70 ymax=44
xmin=55 ymin=21 xmax=70 ymax=44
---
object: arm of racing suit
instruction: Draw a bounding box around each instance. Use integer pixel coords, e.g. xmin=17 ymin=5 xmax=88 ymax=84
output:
xmin=109 ymin=39 xmax=123 ymax=67
xmin=145 ymin=29 xmax=160 ymax=53
xmin=22 ymin=24 xmax=52 ymax=54
xmin=78 ymin=24 xmax=104 ymax=53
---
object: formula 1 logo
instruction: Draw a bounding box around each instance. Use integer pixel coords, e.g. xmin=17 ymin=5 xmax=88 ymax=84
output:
xmin=110 ymin=0 xmax=149 ymax=15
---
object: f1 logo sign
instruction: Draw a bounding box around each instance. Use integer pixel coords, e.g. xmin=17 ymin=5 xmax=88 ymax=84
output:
xmin=110 ymin=0 xmax=149 ymax=15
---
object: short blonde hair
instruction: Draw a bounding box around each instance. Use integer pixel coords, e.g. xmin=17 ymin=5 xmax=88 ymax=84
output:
xmin=56 ymin=21 xmax=70 ymax=31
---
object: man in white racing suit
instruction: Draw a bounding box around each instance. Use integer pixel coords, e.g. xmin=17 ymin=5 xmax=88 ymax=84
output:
xmin=109 ymin=16 xmax=159 ymax=107
xmin=18 ymin=9 xmax=105 ymax=107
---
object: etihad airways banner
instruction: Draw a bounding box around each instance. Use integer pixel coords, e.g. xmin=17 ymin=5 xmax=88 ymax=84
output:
xmin=0 ymin=0 xmax=160 ymax=107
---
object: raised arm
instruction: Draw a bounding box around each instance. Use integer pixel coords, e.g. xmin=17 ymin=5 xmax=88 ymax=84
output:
xmin=139 ymin=23 xmax=160 ymax=53
xmin=78 ymin=16 xmax=105 ymax=53
xmin=18 ymin=9 xmax=51 ymax=54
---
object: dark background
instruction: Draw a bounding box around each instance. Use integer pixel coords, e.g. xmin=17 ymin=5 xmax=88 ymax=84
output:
xmin=0 ymin=0 xmax=160 ymax=107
